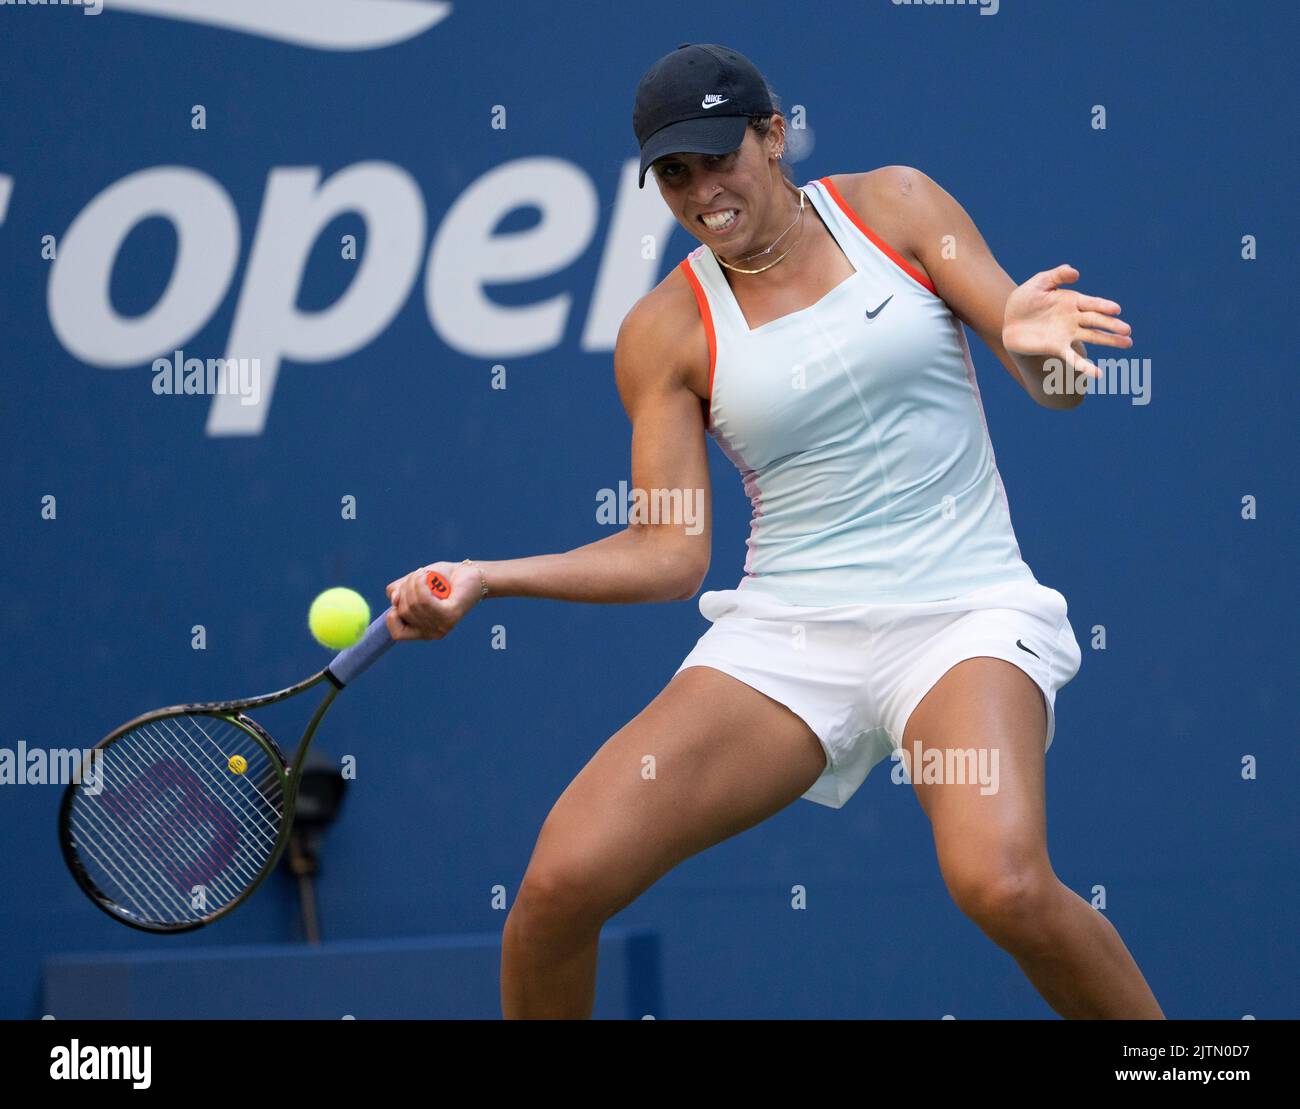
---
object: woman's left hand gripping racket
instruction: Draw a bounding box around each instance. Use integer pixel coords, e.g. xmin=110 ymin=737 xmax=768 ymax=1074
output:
xmin=59 ymin=570 xmax=453 ymax=933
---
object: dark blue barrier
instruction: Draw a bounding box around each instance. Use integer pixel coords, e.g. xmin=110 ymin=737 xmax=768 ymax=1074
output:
xmin=43 ymin=926 xmax=660 ymax=1019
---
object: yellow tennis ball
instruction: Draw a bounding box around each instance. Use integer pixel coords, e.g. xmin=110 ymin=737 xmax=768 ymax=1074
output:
xmin=228 ymin=755 xmax=247 ymax=775
xmin=308 ymin=587 xmax=370 ymax=650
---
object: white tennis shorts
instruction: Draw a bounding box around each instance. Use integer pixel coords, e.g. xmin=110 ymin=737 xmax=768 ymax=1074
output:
xmin=674 ymin=578 xmax=1084 ymax=808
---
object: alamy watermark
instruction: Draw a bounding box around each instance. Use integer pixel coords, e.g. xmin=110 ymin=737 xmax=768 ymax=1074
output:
xmin=0 ymin=0 xmax=102 ymax=14
xmin=891 ymin=739 xmax=1000 ymax=795
xmin=892 ymin=0 xmax=999 ymax=15
xmin=1044 ymin=356 xmax=1152 ymax=405
xmin=1 ymin=742 xmax=104 ymax=794
xmin=152 ymin=349 xmax=261 ymax=406
xmin=50 ymin=1041 xmax=150 ymax=1089
xmin=596 ymin=481 xmax=705 ymax=535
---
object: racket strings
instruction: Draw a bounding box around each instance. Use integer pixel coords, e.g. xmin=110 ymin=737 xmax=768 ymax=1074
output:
xmin=72 ymin=717 xmax=277 ymax=922
xmin=70 ymin=722 xmax=261 ymax=922
xmin=160 ymin=717 xmax=282 ymax=846
xmin=122 ymin=716 xmax=280 ymax=889
xmin=67 ymin=713 xmax=286 ymax=926
xmin=102 ymin=723 xmax=265 ymax=897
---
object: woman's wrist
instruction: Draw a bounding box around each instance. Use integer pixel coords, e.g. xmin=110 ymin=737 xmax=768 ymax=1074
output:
xmin=461 ymin=558 xmax=490 ymax=600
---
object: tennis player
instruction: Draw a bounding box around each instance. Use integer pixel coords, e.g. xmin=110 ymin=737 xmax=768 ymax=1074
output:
xmin=385 ymin=43 xmax=1163 ymax=1019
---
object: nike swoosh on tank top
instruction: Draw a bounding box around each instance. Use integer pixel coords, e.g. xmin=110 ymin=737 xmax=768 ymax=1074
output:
xmin=677 ymin=176 xmax=1037 ymax=606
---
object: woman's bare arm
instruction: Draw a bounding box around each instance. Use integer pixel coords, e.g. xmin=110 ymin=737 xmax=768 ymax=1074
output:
xmin=859 ymin=166 xmax=1133 ymax=410
xmin=386 ymin=288 xmax=713 ymax=637
xmin=476 ymin=294 xmax=712 ymax=603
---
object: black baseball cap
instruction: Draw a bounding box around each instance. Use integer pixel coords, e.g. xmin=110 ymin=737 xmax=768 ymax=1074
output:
xmin=632 ymin=43 xmax=775 ymax=188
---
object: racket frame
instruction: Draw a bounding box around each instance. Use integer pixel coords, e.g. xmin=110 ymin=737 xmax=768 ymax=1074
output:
xmin=58 ymin=667 xmax=343 ymax=934
xmin=59 ymin=570 xmax=447 ymax=933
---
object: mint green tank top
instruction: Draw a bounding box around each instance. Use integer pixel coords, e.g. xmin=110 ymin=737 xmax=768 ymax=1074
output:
xmin=677 ymin=175 xmax=1036 ymax=605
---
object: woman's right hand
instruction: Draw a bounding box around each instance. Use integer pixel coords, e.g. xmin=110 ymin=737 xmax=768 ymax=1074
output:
xmin=384 ymin=560 xmax=482 ymax=641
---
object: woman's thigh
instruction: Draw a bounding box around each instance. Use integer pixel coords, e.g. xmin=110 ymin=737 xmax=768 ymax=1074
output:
xmin=903 ymin=656 xmax=1053 ymax=906
xmin=518 ymin=664 xmax=828 ymax=919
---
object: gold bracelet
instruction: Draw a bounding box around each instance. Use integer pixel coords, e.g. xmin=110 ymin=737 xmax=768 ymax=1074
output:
xmin=462 ymin=558 xmax=489 ymax=599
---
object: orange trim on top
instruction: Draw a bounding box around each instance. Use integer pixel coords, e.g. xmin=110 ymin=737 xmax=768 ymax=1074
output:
xmin=678 ymin=253 xmax=717 ymax=417
xmin=817 ymin=176 xmax=938 ymax=295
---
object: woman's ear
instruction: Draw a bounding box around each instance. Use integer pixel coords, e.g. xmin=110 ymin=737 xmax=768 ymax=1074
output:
xmin=771 ymin=116 xmax=787 ymax=159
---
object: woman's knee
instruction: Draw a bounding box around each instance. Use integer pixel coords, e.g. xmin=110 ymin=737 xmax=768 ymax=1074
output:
xmin=509 ymin=850 xmax=626 ymax=939
xmin=940 ymin=850 xmax=1059 ymax=950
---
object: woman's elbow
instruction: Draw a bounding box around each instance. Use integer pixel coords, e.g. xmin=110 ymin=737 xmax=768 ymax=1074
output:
xmin=668 ymin=549 xmax=710 ymax=601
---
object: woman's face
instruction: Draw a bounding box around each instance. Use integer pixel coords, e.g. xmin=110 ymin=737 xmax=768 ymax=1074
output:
xmin=650 ymin=119 xmax=784 ymax=251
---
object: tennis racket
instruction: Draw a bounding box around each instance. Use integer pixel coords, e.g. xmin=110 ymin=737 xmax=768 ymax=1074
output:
xmin=58 ymin=570 xmax=453 ymax=933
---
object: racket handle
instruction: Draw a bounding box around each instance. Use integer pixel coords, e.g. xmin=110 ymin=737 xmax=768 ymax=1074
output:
xmin=327 ymin=571 xmax=452 ymax=686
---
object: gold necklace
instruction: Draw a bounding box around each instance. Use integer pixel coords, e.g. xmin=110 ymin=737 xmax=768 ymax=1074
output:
xmin=715 ymin=187 xmax=806 ymax=275
xmin=726 ymin=185 xmax=802 ymax=262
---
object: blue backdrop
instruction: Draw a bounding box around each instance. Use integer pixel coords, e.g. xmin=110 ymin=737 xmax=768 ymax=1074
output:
xmin=1 ymin=0 xmax=1295 ymax=1019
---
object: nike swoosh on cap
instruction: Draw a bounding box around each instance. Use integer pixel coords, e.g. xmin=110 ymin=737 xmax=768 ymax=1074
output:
xmin=701 ymin=96 xmax=730 ymax=109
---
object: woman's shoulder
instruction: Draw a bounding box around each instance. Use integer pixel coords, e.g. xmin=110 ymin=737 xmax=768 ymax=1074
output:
xmin=624 ymin=257 xmax=705 ymax=340
xmin=615 ymin=261 xmax=711 ymax=401
xmin=823 ymin=165 xmax=931 ymax=206
xmin=820 ymin=166 xmax=937 ymax=271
